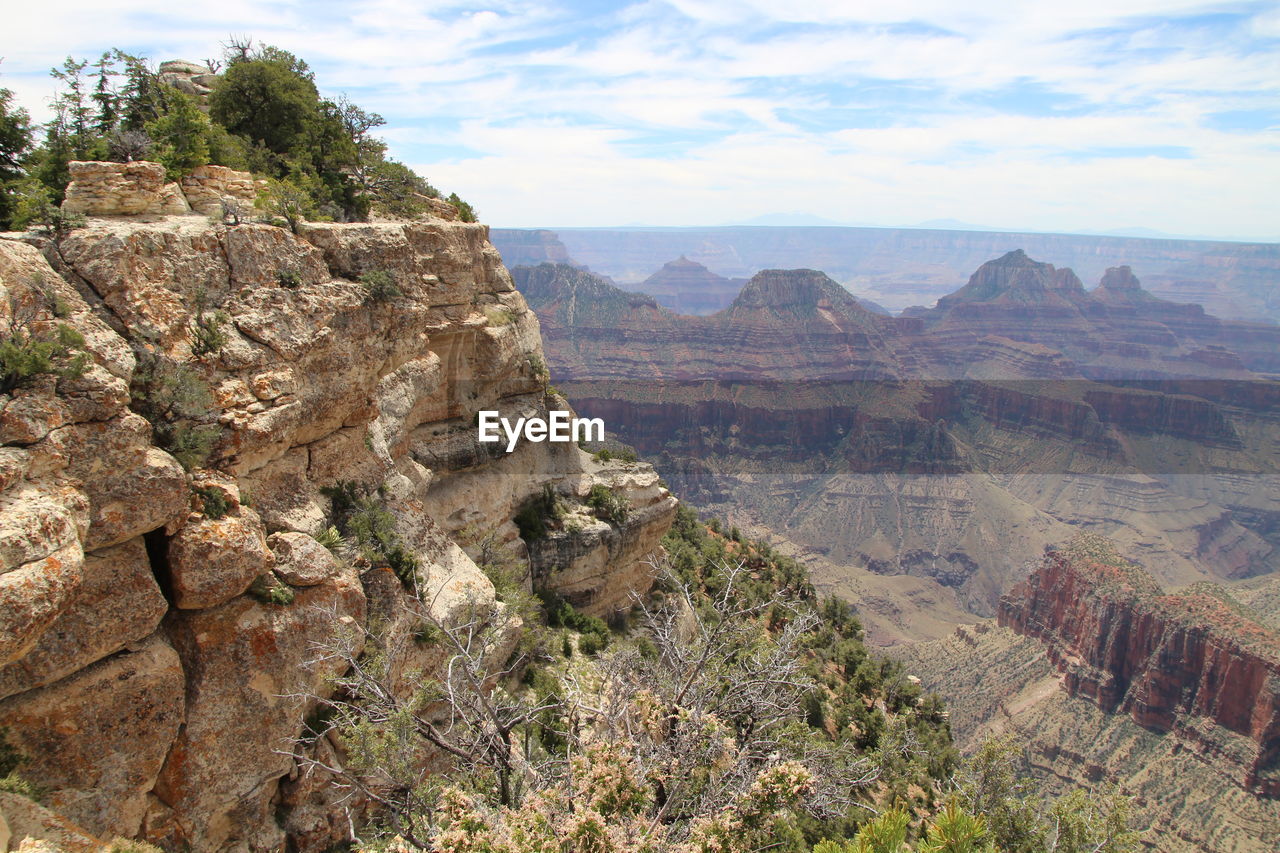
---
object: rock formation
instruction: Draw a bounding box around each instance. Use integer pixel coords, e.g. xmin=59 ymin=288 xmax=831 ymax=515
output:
xmin=61 ymin=161 xmax=262 ymax=219
xmin=515 ymin=258 xmax=1280 ymax=634
xmin=491 ymin=225 xmax=1280 ymax=323
xmin=0 ymin=165 xmax=674 ymax=850
xmin=998 ymin=537 xmax=1280 ymax=796
xmin=636 ymin=256 xmax=746 ymax=315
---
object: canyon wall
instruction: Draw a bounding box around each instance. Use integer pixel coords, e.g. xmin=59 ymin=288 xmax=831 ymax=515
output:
xmin=997 ymin=537 xmax=1280 ymax=797
xmin=514 ymin=257 xmax=1280 ymax=637
xmin=0 ymin=168 xmax=674 ymax=851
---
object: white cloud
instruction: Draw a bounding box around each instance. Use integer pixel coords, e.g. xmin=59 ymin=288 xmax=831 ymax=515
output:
xmin=3 ymin=0 xmax=1276 ymax=239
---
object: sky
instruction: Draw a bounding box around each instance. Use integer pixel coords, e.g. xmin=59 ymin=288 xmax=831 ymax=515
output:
xmin=3 ymin=0 xmax=1278 ymax=240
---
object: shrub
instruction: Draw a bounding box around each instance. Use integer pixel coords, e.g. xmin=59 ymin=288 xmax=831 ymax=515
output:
xmin=129 ymin=353 xmax=220 ymax=470
xmin=320 ymin=480 xmax=420 ymax=587
xmin=248 ymin=573 xmax=295 ymax=606
xmin=0 ymin=323 xmax=90 ymax=394
xmin=586 ymin=483 xmax=629 ymax=525
xmin=189 ymin=309 xmax=229 ymax=358
xmin=447 ymin=191 xmax=477 ymax=223
xmin=314 ymin=524 xmax=347 ymax=553
xmin=276 ymin=268 xmax=303 ymax=289
xmin=11 ymin=181 xmax=86 ymax=239
xmin=194 ymin=486 xmax=230 ymax=519
xmin=514 ymin=484 xmax=565 ymax=541
xmin=359 ymin=269 xmax=401 ymax=303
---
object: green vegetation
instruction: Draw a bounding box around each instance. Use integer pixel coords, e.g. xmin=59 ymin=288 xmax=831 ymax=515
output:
xmin=129 ymin=352 xmax=220 ymax=470
xmin=513 ymin=483 xmax=566 ymax=541
xmin=0 ymin=727 xmax=43 ymax=803
xmin=248 ymin=572 xmax=295 ymax=606
xmin=586 ymin=482 xmax=630 ymax=524
xmin=276 ymin=268 xmax=303 ymax=289
xmin=321 ymin=480 xmax=419 ymax=586
xmin=0 ymin=319 xmax=90 ymax=395
xmin=0 ymin=44 xmax=477 ymax=231
xmin=194 ymin=485 xmax=230 ymax=519
xmin=359 ymin=269 xmax=401 ymax=303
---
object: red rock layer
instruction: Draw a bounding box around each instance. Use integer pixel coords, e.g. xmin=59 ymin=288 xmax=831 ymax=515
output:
xmin=998 ymin=542 xmax=1280 ymax=796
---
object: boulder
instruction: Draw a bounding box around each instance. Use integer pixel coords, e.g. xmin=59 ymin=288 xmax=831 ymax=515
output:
xmin=166 ymin=507 xmax=273 ymax=609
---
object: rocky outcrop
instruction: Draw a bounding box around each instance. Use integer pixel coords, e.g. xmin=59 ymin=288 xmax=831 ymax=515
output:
xmin=0 ymin=203 xmax=674 ymax=850
xmin=61 ymin=161 xmax=190 ymax=217
xmin=179 ymin=164 xmax=264 ymax=216
xmin=998 ymin=536 xmax=1280 ymax=795
xmin=60 ymin=160 xmax=262 ymax=220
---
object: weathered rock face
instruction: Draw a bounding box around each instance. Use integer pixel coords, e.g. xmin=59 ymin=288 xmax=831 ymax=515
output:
xmin=998 ymin=537 xmax=1280 ymax=796
xmin=0 ymin=196 xmax=674 ymax=850
xmin=60 ymin=160 xmax=263 ymax=220
xmin=61 ymin=161 xmax=190 ymax=217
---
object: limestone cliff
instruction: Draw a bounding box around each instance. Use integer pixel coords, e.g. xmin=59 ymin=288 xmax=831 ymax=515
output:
xmin=0 ymin=165 xmax=674 ymax=851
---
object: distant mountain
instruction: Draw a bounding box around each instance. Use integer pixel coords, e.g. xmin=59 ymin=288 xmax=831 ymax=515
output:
xmin=491 ymin=226 xmax=1280 ymax=323
xmin=636 ymin=256 xmax=747 ymax=315
xmin=515 ymin=256 xmax=1280 ymax=630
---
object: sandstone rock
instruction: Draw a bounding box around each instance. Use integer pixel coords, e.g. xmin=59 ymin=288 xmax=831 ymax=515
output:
xmin=179 ymin=165 xmax=262 ymax=217
xmin=166 ymin=506 xmax=273 ymax=609
xmin=0 ymin=447 xmax=29 ymax=493
xmin=0 ymin=635 xmax=184 ymax=840
xmin=46 ymin=414 xmax=187 ymax=551
xmin=224 ymin=222 xmax=331 ymax=291
xmin=158 ymin=59 xmax=209 ymax=76
xmin=0 ymin=543 xmax=82 ymax=667
xmin=61 ymin=161 xmax=177 ymax=218
xmin=267 ymin=531 xmax=341 ymax=586
xmin=0 ymin=536 xmax=167 ymax=700
xmin=150 ymin=566 xmax=365 ymax=851
xmin=0 ymin=793 xmax=101 ymax=852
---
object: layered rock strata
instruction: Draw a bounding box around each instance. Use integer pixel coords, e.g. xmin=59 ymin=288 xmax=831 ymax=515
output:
xmin=998 ymin=537 xmax=1280 ymax=796
xmin=515 ymin=257 xmax=1280 ymax=625
xmin=0 ymin=173 xmax=674 ymax=850
xmin=61 ymin=161 xmax=262 ymax=219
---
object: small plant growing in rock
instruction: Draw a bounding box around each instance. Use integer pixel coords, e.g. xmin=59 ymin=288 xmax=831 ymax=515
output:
xmin=194 ymin=485 xmax=231 ymax=519
xmin=248 ymin=573 xmax=295 ymax=606
xmin=276 ymin=268 xmax=303 ymax=289
xmin=0 ymin=727 xmax=43 ymax=803
xmin=320 ymin=480 xmax=420 ymax=587
xmin=219 ymin=197 xmax=245 ymax=226
xmin=359 ymin=269 xmax=401 ymax=303
xmin=0 ymin=322 xmax=90 ymax=395
xmin=314 ymin=524 xmax=347 ymax=553
xmin=130 ymin=352 xmax=221 ymax=470
xmin=484 ymin=306 xmax=514 ymax=326
xmin=586 ymin=483 xmax=630 ymax=525
xmin=189 ymin=309 xmax=229 ymax=358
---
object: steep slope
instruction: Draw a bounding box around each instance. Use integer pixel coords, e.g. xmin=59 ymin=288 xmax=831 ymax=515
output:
xmin=0 ymin=163 xmax=675 ymax=851
xmin=893 ymin=539 xmax=1280 ymax=852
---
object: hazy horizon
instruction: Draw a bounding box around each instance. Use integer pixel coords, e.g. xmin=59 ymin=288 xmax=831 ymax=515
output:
xmin=5 ymin=1 xmax=1278 ymax=241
